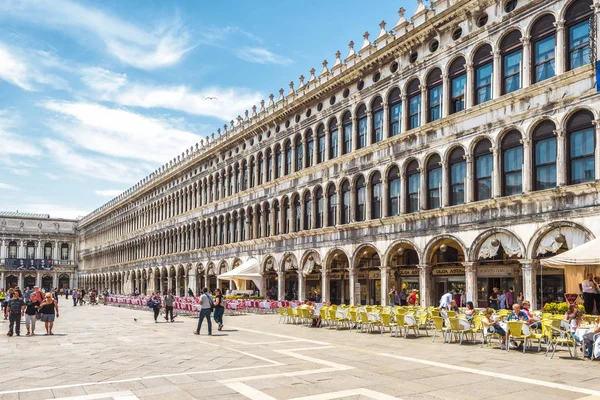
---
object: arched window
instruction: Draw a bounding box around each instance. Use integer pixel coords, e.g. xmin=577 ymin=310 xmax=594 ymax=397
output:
xmin=370 ymin=172 xmax=382 ymax=219
xmin=232 ymin=212 xmax=238 ymax=242
xmin=294 ymin=196 xmax=301 ymax=232
xmin=285 ymin=141 xmax=293 ymax=175
xmin=61 ymin=243 xmax=69 ymax=260
xmin=295 ymin=135 xmax=303 ymax=172
xmin=329 ymin=119 xmax=339 ymax=159
xmin=208 ymin=176 xmax=214 ymax=202
xmin=317 ymin=125 xmax=326 ymax=163
xmin=388 ymin=88 xmax=402 ymax=136
xmin=407 ymin=79 xmax=421 ymax=130
xmin=264 ymin=204 xmax=271 ymax=237
xmin=257 ymin=153 xmax=264 ymax=185
xmin=214 ymin=174 xmax=220 ymax=200
xmin=533 ymin=120 xmax=557 ymax=190
xmin=566 ymin=0 xmax=593 ymax=71
xmin=356 ymin=104 xmax=367 ymax=149
xmin=26 ymin=241 xmax=35 ymax=259
xmin=502 ymin=130 xmax=523 ymax=195
xmin=284 ymin=197 xmax=291 ymax=234
xmin=327 ymin=184 xmax=337 ymax=226
xmin=220 ymin=173 xmax=226 ymax=198
xmin=306 ymin=131 xmax=314 ymax=167
xmin=273 ymin=200 xmax=280 ymax=235
xmin=355 ymin=175 xmax=366 ymax=222
xmin=242 ymin=161 xmax=248 ymax=191
xmin=501 ymin=30 xmax=522 ymax=94
xmin=303 ymin=192 xmax=312 ymax=230
xmin=342 ymin=112 xmax=353 ymax=154
xmin=219 ymin=216 xmax=225 ymax=244
xmin=449 ymin=148 xmax=466 ymax=205
xmin=427 ymin=154 xmax=442 ymax=209
xmin=531 ymin=14 xmax=556 ymax=83
xmin=266 ymin=149 xmax=273 ymax=182
xmin=567 ymin=110 xmax=596 ymax=184
xmin=474 ymin=139 xmax=493 ymax=201
xmin=44 ymin=242 xmax=53 ymax=259
xmin=449 ymin=57 xmax=466 ymax=114
xmin=275 ymin=145 xmax=282 ymax=178
xmin=249 ymin=159 xmax=255 ymax=188
xmin=371 ymin=97 xmax=384 ymax=143
xmin=240 ymin=210 xmax=246 ymax=241
xmin=256 ymin=207 xmax=262 ymax=239
xmin=406 ymin=160 xmax=420 ymax=213
xmin=473 ymin=44 xmax=493 ymax=105
xmin=8 ymin=241 xmax=17 ymax=258
xmin=212 ymin=219 xmax=218 ymax=246
xmin=387 ymin=166 xmax=400 ymax=216
xmin=427 ymin=68 xmax=442 ymax=122
xmin=315 ymin=187 xmax=324 ymax=228
xmin=226 ymin=215 xmax=231 ymax=244
xmin=227 ymin=167 xmax=233 ymax=195
xmin=341 ymin=180 xmax=351 ymax=224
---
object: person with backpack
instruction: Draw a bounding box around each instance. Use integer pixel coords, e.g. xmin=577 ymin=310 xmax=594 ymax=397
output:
xmin=213 ymin=288 xmax=225 ymax=331
xmin=5 ymin=291 xmax=25 ymax=336
xmin=24 ymin=292 xmax=40 ymax=336
xmin=193 ymin=287 xmax=213 ymax=336
xmin=164 ymin=290 xmax=175 ymax=322
xmin=148 ymin=292 xmax=162 ymax=323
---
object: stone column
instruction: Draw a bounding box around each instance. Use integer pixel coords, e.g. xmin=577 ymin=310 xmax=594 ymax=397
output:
xmin=54 ymin=241 xmax=59 ymax=262
xmin=420 ymin=86 xmax=428 ymax=126
xmin=441 ymin=73 xmax=450 ymax=118
xmin=52 ymin=272 xmax=58 ymax=289
xmin=463 ymin=262 xmax=478 ymax=306
xmin=321 ymin=269 xmax=329 ymax=304
xmin=555 ymin=21 xmax=565 ymax=75
xmin=440 ymin=160 xmax=449 ymax=207
xmin=18 ymin=272 xmax=23 ymax=289
xmin=464 ymin=155 xmax=473 ymax=203
xmin=0 ymin=271 xmax=4 ymax=290
xmin=381 ymin=178 xmax=389 ymax=217
xmin=351 ymin=117 xmax=358 ymax=152
xmin=465 ymin=63 xmax=474 ymax=109
xmin=324 ymin=128 xmax=331 ymax=162
xmin=382 ymin=102 xmax=390 ymax=140
xmin=36 ymin=271 xmax=41 ymax=288
xmin=349 ymin=184 xmax=356 ymax=222
xmin=491 ymin=145 xmax=501 ymax=198
xmin=520 ymin=260 xmax=538 ymax=309
xmin=167 ymin=270 xmax=173 ymax=291
xmin=521 ymin=36 xmax=531 ymax=88
xmin=555 ymin=128 xmax=567 ymax=187
xmin=379 ymin=266 xmax=389 ymax=306
xmin=297 ymin=273 xmax=305 ymax=302
xmin=399 ymin=173 xmax=407 ymax=214
xmin=521 ymin=138 xmax=532 ymax=193
xmin=419 ymin=167 xmax=427 ymax=210
xmin=401 ymin=95 xmax=408 ymax=133
xmin=337 ymin=123 xmax=344 ymax=156
xmin=277 ymin=271 xmax=285 ymax=301
xmin=366 ymin=110 xmax=373 ymax=146
xmin=417 ymin=264 xmax=432 ymax=307
xmin=365 ymin=183 xmax=372 ymax=220
xmin=492 ymin=50 xmax=501 ymax=99
xmin=270 ymin=205 xmax=277 ymax=236
xmin=348 ymin=268 xmax=358 ymax=306
xmin=19 ymin=240 xmax=24 ymax=258
xmin=312 ymin=131 xmax=319 ymax=165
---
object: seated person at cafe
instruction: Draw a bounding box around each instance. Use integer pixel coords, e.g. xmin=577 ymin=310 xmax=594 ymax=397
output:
xmin=507 ymin=303 xmax=529 ymax=322
xmin=521 ymin=300 xmax=541 ymax=329
xmin=449 ymin=299 xmax=459 ymax=313
xmin=564 ymin=304 xmax=578 ymax=323
xmin=482 ymin=308 xmax=507 ymax=350
xmin=583 ymin=317 xmax=600 ymax=358
xmin=464 ymin=301 xmax=475 ymax=320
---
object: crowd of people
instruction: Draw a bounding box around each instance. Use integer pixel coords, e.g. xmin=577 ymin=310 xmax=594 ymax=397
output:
xmin=1 ymin=286 xmax=59 ymax=336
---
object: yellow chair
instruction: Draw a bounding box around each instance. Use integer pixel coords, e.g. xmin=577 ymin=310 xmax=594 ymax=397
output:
xmin=348 ymin=309 xmax=359 ymax=331
xmin=545 ymin=323 xmax=579 ymax=359
xmin=285 ymin=306 xmax=298 ymax=324
xmin=278 ymin=306 xmax=288 ymax=324
xmin=445 ymin=318 xmax=469 ymax=345
xmin=416 ymin=312 xmax=429 ymax=336
xmin=400 ymin=313 xmax=419 ymax=338
xmin=358 ymin=311 xmax=372 ymax=333
xmin=381 ymin=313 xmax=400 ymax=337
xmin=430 ymin=316 xmax=445 ymax=343
xmin=507 ymin=321 xmax=531 ymax=353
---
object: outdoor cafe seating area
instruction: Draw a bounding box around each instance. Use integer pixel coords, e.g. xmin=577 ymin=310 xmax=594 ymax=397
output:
xmin=279 ymin=304 xmax=600 ymax=361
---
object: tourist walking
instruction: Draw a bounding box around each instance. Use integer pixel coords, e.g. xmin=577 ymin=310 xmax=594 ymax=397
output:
xmin=164 ymin=290 xmax=175 ymax=322
xmin=213 ymin=288 xmax=225 ymax=331
xmin=39 ymin=293 xmax=59 ymax=335
xmin=89 ymin=290 xmax=97 ymax=305
xmin=439 ymin=290 xmax=452 ymax=310
xmin=25 ymin=292 xmax=40 ymax=336
xmin=5 ymin=291 xmax=25 ymax=337
xmin=582 ymin=273 xmax=597 ymax=314
xmin=79 ymin=289 xmax=86 ymax=305
xmin=72 ymin=289 xmax=78 ymax=306
xmin=103 ymin=288 xmax=109 ymax=305
xmin=194 ymin=288 xmax=213 ymax=335
xmin=489 ymin=288 xmax=499 ymax=310
xmin=150 ymin=292 xmax=162 ymax=323
xmin=0 ymin=288 xmax=6 ymax=318
xmin=188 ymin=288 xmax=193 ymax=297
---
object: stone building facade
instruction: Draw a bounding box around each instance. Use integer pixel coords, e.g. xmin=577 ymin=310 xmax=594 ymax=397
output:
xmin=76 ymin=0 xmax=600 ymax=309
xmin=0 ymin=212 xmax=78 ymax=291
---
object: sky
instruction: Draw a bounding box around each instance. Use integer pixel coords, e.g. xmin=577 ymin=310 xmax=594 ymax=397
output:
xmin=0 ymin=0 xmax=416 ymax=220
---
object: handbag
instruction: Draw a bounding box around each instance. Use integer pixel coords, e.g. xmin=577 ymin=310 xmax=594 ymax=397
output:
xmin=147 ymin=300 xmax=155 ymax=309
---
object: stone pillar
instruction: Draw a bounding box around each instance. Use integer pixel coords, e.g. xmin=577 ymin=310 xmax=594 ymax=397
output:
xmin=520 ymin=260 xmax=537 ymax=309
xmin=399 ymin=173 xmax=407 ymax=214
xmin=380 ymin=266 xmax=389 ymax=306
xmin=365 ymin=183 xmax=372 ymax=220
xmin=521 ymin=138 xmax=532 ymax=193
xmin=440 ymin=160 xmax=449 ymax=207
xmin=491 ymin=145 xmax=501 ymax=197
xmin=401 ymin=95 xmax=408 ymax=133
xmin=0 ymin=271 xmax=4 ymax=290
xmin=167 ymin=270 xmax=173 ymax=291
xmin=298 ymin=273 xmax=305 ymax=302
xmin=277 ymin=271 xmax=285 ymax=301
xmin=36 ymin=271 xmax=41 ymax=288
xmin=465 ymin=63 xmax=474 ymax=109
xmin=382 ymin=102 xmax=390 ymax=140
xmin=381 ymin=178 xmax=389 ymax=217
xmin=324 ymin=128 xmax=331 ymax=162
xmin=312 ymin=132 xmax=319 ymax=165
xmin=54 ymin=241 xmax=59 ymax=262
xmin=420 ymin=86 xmax=428 ymax=126
xmin=18 ymin=272 xmax=23 ymax=289
xmin=463 ymin=262 xmax=478 ymax=306
xmin=555 ymin=128 xmax=567 ymax=187
xmin=270 ymin=205 xmax=276 ymax=236
xmin=0 ymin=239 xmax=4 ymax=260
xmin=419 ymin=167 xmax=427 ymax=210
xmin=492 ymin=50 xmax=501 ymax=99
xmin=348 ymin=268 xmax=358 ymax=306
xmin=351 ymin=117 xmax=358 ymax=152
xmin=321 ymin=270 xmax=329 ymax=304
xmin=521 ymin=36 xmax=531 ymax=88
xmin=417 ymin=264 xmax=432 ymax=307
xmin=441 ymin=73 xmax=450 ymax=118
xmin=366 ymin=110 xmax=373 ymax=146
xmin=555 ymin=21 xmax=565 ymax=75
xmin=337 ymin=123 xmax=344 ymax=156
xmin=52 ymin=272 xmax=58 ymax=289
xmin=464 ymin=154 xmax=473 ymax=203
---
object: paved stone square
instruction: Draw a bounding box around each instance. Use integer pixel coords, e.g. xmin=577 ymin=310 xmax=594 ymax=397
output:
xmin=1 ymin=303 xmax=599 ymax=400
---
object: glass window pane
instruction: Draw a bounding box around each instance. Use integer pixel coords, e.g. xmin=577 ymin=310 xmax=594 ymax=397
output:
xmin=503 ymin=49 xmax=521 ymax=93
xmin=358 ymin=117 xmax=367 ymax=148
xmin=390 ymin=104 xmax=402 ymax=136
xmin=569 ymin=21 xmax=590 ymax=70
xmin=476 ymin=63 xmax=492 ymax=104
xmin=409 ymin=94 xmax=421 ymax=130
xmin=535 ymin=36 xmax=556 ymax=82
xmin=451 ymin=74 xmax=466 ymax=113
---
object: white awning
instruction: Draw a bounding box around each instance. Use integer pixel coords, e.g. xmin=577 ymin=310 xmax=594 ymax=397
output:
xmin=217 ymin=259 xmax=261 ymax=291
xmin=540 ymin=237 xmax=600 ymax=267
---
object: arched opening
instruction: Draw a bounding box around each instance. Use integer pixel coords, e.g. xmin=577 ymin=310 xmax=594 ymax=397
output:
xmin=317 ymin=124 xmax=326 ymax=163
xmin=429 ymin=238 xmax=466 ymax=303
xmin=42 ymin=275 xmax=53 ymax=292
xmin=406 ymin=160 xmax=420 ymax=213
xmin=26 ymin=241 xmax=35 ymax=259
xmin=342 ymin=111 xmax=353 ymax=155
xmin=500 ymin=30 xmax=522 ymax=94
xmin=328 ymin=249 xmax=349 ymax=305
xmin=283 ymin=255 xmax=298 ymax=301
xmin=449 ymin=147 xmax=466 ymax=205
xmin=501 ymin=130 xmax=523 ymax=196
xmin=565 ymin=0 xmax=593 ymax=71
xmin=326 ymin=184 xmax=337 ymax=226
xmin=8 ymin=241 xmax=17 ymax=258
xmin=473 ymin=44 xmax=493 ymax=105
xmin=426 ymin=68 xmax=442 ymax=122
xmin=567 ymin=110 xmax=595 ymax=184
xmin=355 ymin=246 xmax=381 ymax=305
xmin=427 ymin=154 xmax=442 ymax=209
xmin=388 ymin=243 xmax=420 ymax=303
xmin=328 ymin=118 xmax=339 ymax=159
xmin=387 ymin=165 xmax=400 ymax=216
xmin=388 ymin=87 xmax=402 ymax=136
xmin=355 ymin=175 xmax=366 ymax=222
xmin=371 ymin=97 xmax=384 ymax=143
xmin=356 ymin=104 xmax=367 ymax=149
xmin=44 ymin=242 xmax=53 ymax=259
xmin=295 ymin=134 xmax=303 ymax=172
xmin=61 ymin=243 xmax=69 ymax=261
xmin=24 ymin=275 xmax=36 ymax=289
xmin=303 ymin=191 xmax=312 ymax=230
xmin=302 ymin=252 xmax=322 ymax=302
xmin=474 ymin=139 xmax=493 ymax=201
xmin=263 ymin=257 xmax=278 ymax=300
xmin=306 ymin=130 xmax=315 ymax=167
xmin=59 ymin=274 xmax=70 ymax=290
xmin=315 ymin=187 xmax=324 ymax=229
xmin=370 ymin=172 xmax=382 ymax=219
xmin=531 ymin=14 xmax=556 ymax=83
xmin=532 ymin=120 xmax=557 ymax=190
xmin=341 ymin=180 xmax=351 ymax=224
xmin=448 ymin=57 xmax=466 ymax=114
xmin=407 ymin=78 xmax=421 ymax=130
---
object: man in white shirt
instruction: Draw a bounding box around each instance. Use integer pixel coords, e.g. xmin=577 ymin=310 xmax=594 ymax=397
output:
xmin=582 ymin=274 xmax=597 ymax=314
xmin=439 ymin=291 xmax=453 ymax=310
xmin=193 ymin=288 xmax=212 ymax=336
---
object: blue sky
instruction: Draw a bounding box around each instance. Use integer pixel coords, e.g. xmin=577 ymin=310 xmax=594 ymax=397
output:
xmin=0 ymin=0 xmax=415 ymax=219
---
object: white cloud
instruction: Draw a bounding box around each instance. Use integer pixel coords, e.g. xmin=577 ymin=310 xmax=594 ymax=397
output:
xmin=0 ymin=110 xmax=41 ymax=158
xmin=236 ymin=47 xmax=292 ymax=65
xmin=41 ymin=101 xmax=202 ymax=163
xmin=43 ymin=172 xmax=60 ymax=181
xmin=80 ymin=67 xmax=127 ymax=95
xmin=0 ymin=42 xmax=33 ymax=90
xmin=42 ymin=138 xmax=153 ymax=184
xmin=0 ymin=0 xmax=194 ymax=70
xmin=0 ymin=183 xmax=19 ymax=190
xmin=95 ymin=189 xmax=123 ymax=197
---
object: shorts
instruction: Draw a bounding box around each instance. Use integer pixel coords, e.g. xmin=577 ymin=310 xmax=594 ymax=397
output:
xmin=41 ymin=314 xmax=55 ymax=322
